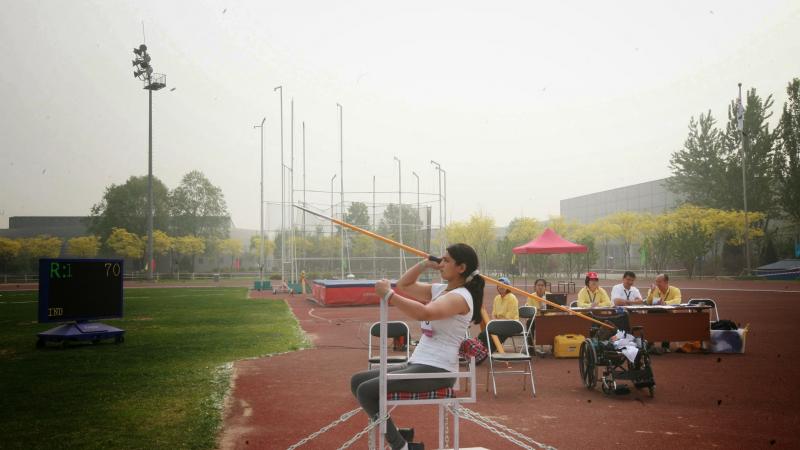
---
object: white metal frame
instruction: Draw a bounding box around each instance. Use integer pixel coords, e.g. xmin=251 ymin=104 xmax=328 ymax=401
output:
xmin=375 ymin=295 xmax=476 ymax=450
xmin=484 ymin=319 xmax=536 ymax=397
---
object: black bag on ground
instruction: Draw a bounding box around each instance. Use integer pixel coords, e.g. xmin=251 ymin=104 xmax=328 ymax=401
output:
xmin=711 ymin=319 xmax=738 ymax=331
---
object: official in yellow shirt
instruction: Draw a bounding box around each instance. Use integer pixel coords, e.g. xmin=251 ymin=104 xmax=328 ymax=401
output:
xmin=526 ymin=278 xmax=551 ymax=310
xmin=645 ymin=273 xmax=682 ymax=305
xmin=479 ymin=277 xmax=519 ymax=349
xmin=577 ymin=272 xmax=612 ymax=308
xmin=492 ymin=278 xmax=519 ymax=320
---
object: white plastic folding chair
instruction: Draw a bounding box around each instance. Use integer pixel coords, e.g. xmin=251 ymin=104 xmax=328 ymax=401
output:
xmin=484 ymin=319 xmax=536 ymax=397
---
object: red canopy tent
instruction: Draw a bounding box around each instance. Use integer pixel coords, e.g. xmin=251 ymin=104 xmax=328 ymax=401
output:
xmin=513 ymin=228 xmax=588 ymax=290
xmin=513 ymin=228 xmax=588 ymax=255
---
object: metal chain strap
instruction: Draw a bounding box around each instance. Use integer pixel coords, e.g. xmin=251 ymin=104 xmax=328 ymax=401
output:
xmin=448 ymin=405 xmax=557 ymax=450
xmin=336 ymin=414 xmax=389 ymax=450
xmin=286 ymin=407 xmax=362 ymax=450
xmin=464 ymin=408 xmax=555 ymax=450
xmin=444 ymin=407 xmax=449 ymax=448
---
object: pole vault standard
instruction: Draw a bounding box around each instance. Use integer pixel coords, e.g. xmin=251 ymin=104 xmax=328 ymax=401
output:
xmin=293 ymin=204 xmax=615 ymax=328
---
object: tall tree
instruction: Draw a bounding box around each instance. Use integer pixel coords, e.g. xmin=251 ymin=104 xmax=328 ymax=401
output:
xmin=668 ymin=112 xmax=728 ymax=208
xmin=170 ymin=170 xmax=231 ymax=239
xmin=775 ymin=78 xmax=800 ymax=237
xmin=89 ymin=175 xmax=170 ymax=240
xmin=377 ymin=204 xmax=422 ymax=251
xmin=345 ymin=202 xmax=371 ymax=229
xmin=721 ymin=88 xmax=778 ymax=216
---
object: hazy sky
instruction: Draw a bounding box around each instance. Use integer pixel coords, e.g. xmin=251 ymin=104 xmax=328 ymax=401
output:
xmin=1 ymin=1 xmax=798 ymax=232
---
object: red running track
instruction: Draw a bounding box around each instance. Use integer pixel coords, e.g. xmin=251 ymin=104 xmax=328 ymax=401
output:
xmin=220 ymin=281 xmax=800 ymax=449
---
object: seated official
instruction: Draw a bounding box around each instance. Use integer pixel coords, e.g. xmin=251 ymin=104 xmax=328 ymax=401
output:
xmin=645 ymin=273 xmax=682 ymax=354
xmin=611 ymin=271 xmax=643 ymax=306
xmin=645 ymin=273 xmax=682 ymax=305
xmin=526 ymin=278 xmax=551 ymax=310
xmin=576 ymin=272 xmax=611 ymax=308
xmin=478 ymin=276 xmax=519 ymax=349
xmin=525 ymin=278 xmax=549 ymax=346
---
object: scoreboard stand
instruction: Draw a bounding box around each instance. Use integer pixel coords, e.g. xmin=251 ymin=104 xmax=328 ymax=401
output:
xmin=37 ymin=259 xmax=126 ymax=349
xmin=37 ymin=321 xmax=125 ymax=348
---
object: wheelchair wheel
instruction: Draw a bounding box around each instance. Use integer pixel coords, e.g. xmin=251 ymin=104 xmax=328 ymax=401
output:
xmin=579 ymin=340 xmax=597 ymax=389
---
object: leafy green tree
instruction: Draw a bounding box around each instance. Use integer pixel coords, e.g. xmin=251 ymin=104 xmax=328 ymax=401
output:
xmin=0 ymin=237 xmax=22 ymax=273
xmin=250 ymin=236 xmax=276 ymax=257
xmin=169 ymin=170 xmax=231 ymax=239
xmin=605 ymin=211 xmax=646 ymax=268
xmin=377 ymin=204 xmax=422 ymax=254
xmin=345 ymin=202 xmax=371 ymax=229
xmin=18 ymin=236 xmax=63 ymax=271
xmin=775 ymin=78 xmax=800 ymax=238
xmin=217 ymin=238 xmax=243 ymax=270
xmin=66 ymin=236 xmax=101 ymax=258
xmin=668 ymin=111 xmax=728 ymax=208
xmin=89 ymin=175 xmax=170 ymax=240
xmin=721 ymin=88 xmax=778 ymax=217
xmin=445 ymin=212 xmax=496 ymax=269
xmin=106 ymin=228 xmax=144 ymax=261
xmin=173 ymin=235 xmax=206 ymax=272
xmin=152 ymin=230 xmax=174 ymax=256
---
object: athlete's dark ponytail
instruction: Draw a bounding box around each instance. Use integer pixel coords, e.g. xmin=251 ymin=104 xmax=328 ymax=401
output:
xmin=446 ymin=243 xmax=484 ymax=324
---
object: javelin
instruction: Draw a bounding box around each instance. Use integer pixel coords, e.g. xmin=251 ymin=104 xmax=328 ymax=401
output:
xmin=294 ymin=204 xmax=614 ymax=330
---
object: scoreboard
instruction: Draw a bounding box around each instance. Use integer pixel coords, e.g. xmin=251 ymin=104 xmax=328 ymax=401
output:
xmin=38 ymin=259 xmax=124 ymax=323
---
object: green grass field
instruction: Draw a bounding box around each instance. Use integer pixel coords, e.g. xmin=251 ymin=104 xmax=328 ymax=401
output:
xmin=0 ymin=287 xmax=305 ymax=450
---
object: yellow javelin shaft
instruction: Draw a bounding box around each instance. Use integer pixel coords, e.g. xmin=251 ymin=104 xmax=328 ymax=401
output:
xmin=295 ymin=204 xmax=615 ymax=331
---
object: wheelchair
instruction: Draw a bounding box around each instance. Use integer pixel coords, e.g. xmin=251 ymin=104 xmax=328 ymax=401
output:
xmin=578 ymin=311 xmax=655 ymax=397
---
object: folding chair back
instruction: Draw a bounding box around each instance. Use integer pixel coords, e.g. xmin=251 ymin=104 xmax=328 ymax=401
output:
xmin=368 ymin=321 xmax=410 ymax=369
xmin=518 ymin=306 xmax=537 ymax=337
xmin=688 ymin=298 xmax=720 ymax=322
xmin=486 ymin=319 xmax=525 ymax=340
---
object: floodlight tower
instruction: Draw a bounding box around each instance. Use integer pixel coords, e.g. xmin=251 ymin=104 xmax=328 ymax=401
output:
xmin=132 ymin=44 xmax=166 ymax=281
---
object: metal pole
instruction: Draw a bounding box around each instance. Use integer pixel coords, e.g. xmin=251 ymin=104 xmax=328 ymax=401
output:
xmin=337 ymin=103 xmax=344 ymax=279
xmin=412 ymin=171 xmax=420 ymax=251
xmin=394 ymin=157 xmax=404 ymax=275
xmin=373 ymin=175 xmax=377 ymax=279
xmin=274 ymin=86 xmax=285 ymax=282
xmin=331 ymin=173 xmax=337 ymax=276
xmin=442 ymin=168 xmax=447 ymax=234
xmin=738 ymin=83 xmax=751 ymax=274
xmin=302 ymin=121 xmax=306 ymax=273
xmin=290 ymin=98 xmax=296 ymax=283
xmin=431 ymin=160 xmax=443 ymax=255
xmin=147 ymin=84 xmax=154 ymax=281
xmin=254 ymin=117 xmax=266 ymax=285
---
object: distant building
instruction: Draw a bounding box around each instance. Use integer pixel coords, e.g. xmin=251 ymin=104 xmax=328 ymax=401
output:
xmin=560 ymin=178 xmax=682 ymax=224
xmin=0 ymin=216 xmax=89 ymax=239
